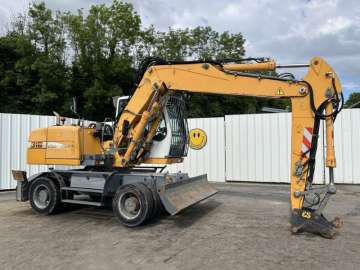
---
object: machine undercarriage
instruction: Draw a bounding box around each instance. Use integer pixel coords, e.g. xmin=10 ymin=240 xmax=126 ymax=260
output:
xmin=14 ymin=166 xmax=217 ymax=227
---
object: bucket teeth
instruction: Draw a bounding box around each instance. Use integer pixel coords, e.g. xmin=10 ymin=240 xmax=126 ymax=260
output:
xmin=330 ymin=217 xmax=343 ymax=229
xmin=290 ymin=209 xmax=340 ymax=239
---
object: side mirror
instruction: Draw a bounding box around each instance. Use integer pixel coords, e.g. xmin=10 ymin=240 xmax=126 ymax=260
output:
xmin=70 ymin=97 xmax=77 ymax=114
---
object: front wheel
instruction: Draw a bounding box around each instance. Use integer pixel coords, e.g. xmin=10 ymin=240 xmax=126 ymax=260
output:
xmin=29 ymin=177 xmax=62 ymax=215
xmin=112 ymin=183 xmax=154 ymax=227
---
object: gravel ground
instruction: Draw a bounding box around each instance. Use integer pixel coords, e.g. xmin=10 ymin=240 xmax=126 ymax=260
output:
xmin=0 ymin=182 xmax=360 ymax=270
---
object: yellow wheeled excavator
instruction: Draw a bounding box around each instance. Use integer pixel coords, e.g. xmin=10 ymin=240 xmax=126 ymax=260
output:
xmin=12 ymin=56 xmax=343 ymax=238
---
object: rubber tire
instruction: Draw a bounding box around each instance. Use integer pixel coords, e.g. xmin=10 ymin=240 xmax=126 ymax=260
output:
xmin=112 ymin=183 xmax=154 ymax=227
xmin=136 ymin=183 xmax=155 ymax=221
xmin=148 ymin=185 xmax=161 ymax=219
xmin=29 ymin=177 xmax=62 ymax=215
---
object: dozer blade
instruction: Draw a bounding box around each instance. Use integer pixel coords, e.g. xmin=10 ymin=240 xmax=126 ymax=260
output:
xmin=157 ymin=174 xmax=218 ymax=215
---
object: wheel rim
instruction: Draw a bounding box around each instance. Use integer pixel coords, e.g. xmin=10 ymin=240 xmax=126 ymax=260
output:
xmin=118 ymin=191 xmax=142 ymax=220
xmin=33 ymin=184 xmax=51 ymax=209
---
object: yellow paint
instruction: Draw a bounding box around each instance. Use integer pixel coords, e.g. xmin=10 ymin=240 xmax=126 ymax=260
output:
xmin=289 ymin=57 xmax=342 ymax=209
xmin=27 ymin=125 xmax=102 ymax=165
xmin=223 ymin=60 xmax=276 ymax=72
xmin=143 ymin=157 xmax=183 ymax=164
xmin=302 ymin=211 xmax=311 ymax=219
xmin=189 ymin=128 xmax=207 ymax=150
xmin=325 ymin=102 xmax=336 ymax=168
xmin=276 ymin=88 xmax=285 ymax=96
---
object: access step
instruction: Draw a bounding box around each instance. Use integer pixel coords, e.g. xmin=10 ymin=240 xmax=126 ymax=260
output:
xmin=61 ymin=199 xmax=103 ymax=207
xmin=61 ymin=187 xmax=103 ymax=193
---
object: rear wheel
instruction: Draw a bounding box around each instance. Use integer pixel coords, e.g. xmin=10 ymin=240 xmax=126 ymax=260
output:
xmin=29 ymin=177 xmax=62 ymax=215
xmin=112 ymin=183 xmax=154 ymax=227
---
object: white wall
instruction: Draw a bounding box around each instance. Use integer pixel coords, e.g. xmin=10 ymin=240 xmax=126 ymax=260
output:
xmin=167 ymin=117 xmax=226 ymax=182
xmin=225 ymin=109 xmax=360 ymax=184
xmin=225 ymin=113 xmax=292 ymax=183
xmin=225 ymin=113 xmax=328 ymax=183
xmin=333 ymin=109 xmax=360 ymax=183
xmin=1 ymin=109 xmax=360 ymax=189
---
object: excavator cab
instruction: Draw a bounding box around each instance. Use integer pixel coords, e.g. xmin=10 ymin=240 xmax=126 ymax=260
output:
xmin=147 ymin=94 xmax=189 ymax=160
xmin=113 ymin=94 xmax=189 ymax=162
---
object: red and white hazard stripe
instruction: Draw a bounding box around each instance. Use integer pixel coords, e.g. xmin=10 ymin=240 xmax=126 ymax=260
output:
xmin=301 ymin=127 xmax=313 ymax=159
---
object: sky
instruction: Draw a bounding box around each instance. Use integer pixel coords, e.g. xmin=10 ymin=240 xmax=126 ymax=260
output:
xmin=0 ymin=0 xmax=359 ymax=98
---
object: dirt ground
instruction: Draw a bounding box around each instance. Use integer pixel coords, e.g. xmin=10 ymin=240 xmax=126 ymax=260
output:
xmin=0 ymin=182 xmax=360 ymax=270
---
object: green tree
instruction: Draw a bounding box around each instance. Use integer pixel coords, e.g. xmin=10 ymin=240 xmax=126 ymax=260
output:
xmin=0 ymin=1 xmax=289 ymax=120
xmin=186 ymin=27 xmax=257 ymax=117
xmin=0 ymin=32 xmax=37 ymax=113
xmin=188 ymin=26 xmax=219 ymax=60
xmin=134 ymin=25 xmax=286 ymax=117
xmin=216 ymin=31 xmax=246 ymax=60
xmin=0 ymin=3 xmax=68 ymax=115
xmin=24 ymin=2 xmax=68 ymax=114
xmin=134 ymin=26 xmax=190 ymax=64
xmin=62 ymin=0 xmax=141 ymax=120
xmin=345 ymin=92 xmax=360 ymax=108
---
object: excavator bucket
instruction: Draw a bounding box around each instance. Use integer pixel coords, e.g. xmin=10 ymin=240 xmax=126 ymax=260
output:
xmin=290 ymin=209 xmax=343 ymax=239
xmin=157 ymin=174 xmax=218 ymax=215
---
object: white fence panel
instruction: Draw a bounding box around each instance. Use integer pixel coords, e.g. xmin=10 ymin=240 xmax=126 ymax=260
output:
xmin=168 ymin=117 xmax=226 ymax=182
xmin=333 ymin=109 xmax=360 ymax=184
xmin=1 ymin=109 xmax=359 ymax=189
xmin=225 ymin=113 xmax=291 ymax=183
xmin=225 ymin=109 xmax=360 ymax=184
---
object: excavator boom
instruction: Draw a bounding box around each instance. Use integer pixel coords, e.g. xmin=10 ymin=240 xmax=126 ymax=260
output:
xmin=113 ymin=56 xmax=343 ymax=237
